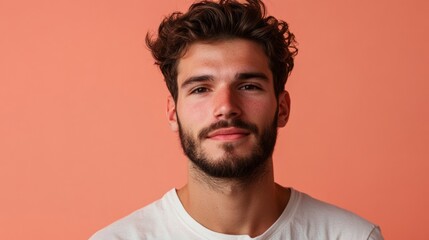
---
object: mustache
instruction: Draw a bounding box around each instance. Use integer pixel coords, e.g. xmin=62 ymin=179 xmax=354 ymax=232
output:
xmin=198 ymin=119 xmax=258 ymax=140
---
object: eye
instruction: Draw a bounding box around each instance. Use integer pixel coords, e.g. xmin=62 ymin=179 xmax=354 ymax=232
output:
xmin=239 ymin=84 xmax=261 ymax=91
xmin=190 ymin=86 xmax=210 ymax=94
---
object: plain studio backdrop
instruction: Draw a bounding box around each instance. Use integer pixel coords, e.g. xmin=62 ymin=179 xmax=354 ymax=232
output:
xmin=0 ymin=0 xmax=428 ymax=239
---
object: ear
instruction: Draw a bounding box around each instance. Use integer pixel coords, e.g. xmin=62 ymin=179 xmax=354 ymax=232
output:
xmin=277 ymin=91 xmax=290 ymax=128
xmin=167 ymin=95 xmax=179 ymax=132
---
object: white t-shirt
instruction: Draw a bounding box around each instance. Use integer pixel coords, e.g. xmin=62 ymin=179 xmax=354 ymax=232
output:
xmin=90 ymin=188 xmax=383 ymax=240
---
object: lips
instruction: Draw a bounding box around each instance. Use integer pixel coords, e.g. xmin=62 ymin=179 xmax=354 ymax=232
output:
xmin=206 ymin=127 xmax=250 ymax=140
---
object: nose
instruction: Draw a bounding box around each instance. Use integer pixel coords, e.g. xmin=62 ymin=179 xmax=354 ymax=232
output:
xmin=212 ymin=86 xmax=241 ymax=120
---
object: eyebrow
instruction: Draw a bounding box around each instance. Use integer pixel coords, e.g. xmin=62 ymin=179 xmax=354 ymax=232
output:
xmin=180 ymin=75 xmax=214 ymax=89
xmin=180 ymin=72 xmax=269 ymax=89
xmin=235 ymin=72 xmax=269 ymax=82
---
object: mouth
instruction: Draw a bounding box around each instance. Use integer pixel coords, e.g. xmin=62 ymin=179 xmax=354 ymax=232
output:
xmin=206 ymin=127 xmax=251 ymax=141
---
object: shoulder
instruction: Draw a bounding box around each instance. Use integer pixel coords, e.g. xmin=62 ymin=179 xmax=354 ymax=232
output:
xmin=89 ymin=189 xmax=176 ymax=240
xmin=289 ymin=189 xmax=383 ymax=240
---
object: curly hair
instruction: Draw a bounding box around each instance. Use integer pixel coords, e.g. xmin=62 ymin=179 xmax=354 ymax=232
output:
xmin=146 ymin=0 xmax=297 ymax=102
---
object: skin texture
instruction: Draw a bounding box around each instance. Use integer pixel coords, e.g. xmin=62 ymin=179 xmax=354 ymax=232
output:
xmin=167 ymin=39 xmax=291 ymax=237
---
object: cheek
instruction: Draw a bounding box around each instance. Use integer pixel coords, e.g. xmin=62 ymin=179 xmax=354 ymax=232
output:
xmin=244 ymin=98 xmax=277 ymax=119
xmin=177 ymin=101 xmax=209 ymax=127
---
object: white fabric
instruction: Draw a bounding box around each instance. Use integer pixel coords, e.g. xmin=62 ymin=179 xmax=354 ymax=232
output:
xmin=90 ymin=188 xmax=383 ymax=240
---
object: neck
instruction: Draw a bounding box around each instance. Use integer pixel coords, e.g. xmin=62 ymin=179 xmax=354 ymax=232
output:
xmin=177 ymin=159 xmax=290 ymax=237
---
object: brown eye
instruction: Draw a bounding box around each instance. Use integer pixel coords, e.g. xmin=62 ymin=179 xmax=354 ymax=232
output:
xmin=239 ymin=84 xmax=261 ymax=91
xmin=190 ymin=87 xmax=209 ymax=94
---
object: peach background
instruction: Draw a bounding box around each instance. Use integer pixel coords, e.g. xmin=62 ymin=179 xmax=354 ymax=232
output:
xmin=1 ymin=0 xmax=428 ymax=239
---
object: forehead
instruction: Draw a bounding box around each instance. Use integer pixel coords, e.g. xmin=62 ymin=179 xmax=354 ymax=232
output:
xmin=176 ymin=39 xmax=272 ymax=82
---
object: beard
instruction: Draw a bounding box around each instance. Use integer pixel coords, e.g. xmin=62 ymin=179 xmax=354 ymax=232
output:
xmin=177 ymin=113 xmax=278 ymax=181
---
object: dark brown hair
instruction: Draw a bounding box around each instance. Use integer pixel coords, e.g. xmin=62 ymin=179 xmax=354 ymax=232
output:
xmin=146 ymin=0 xmax=297 ymax=101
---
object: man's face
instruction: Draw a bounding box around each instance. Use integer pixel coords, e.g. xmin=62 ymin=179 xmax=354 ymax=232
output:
xmin=167 ymin=39 xmax=290 ymax=179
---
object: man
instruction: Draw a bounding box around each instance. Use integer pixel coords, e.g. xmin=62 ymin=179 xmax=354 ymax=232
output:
xmin=90 ymin=0 xmax=383 ymax=239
